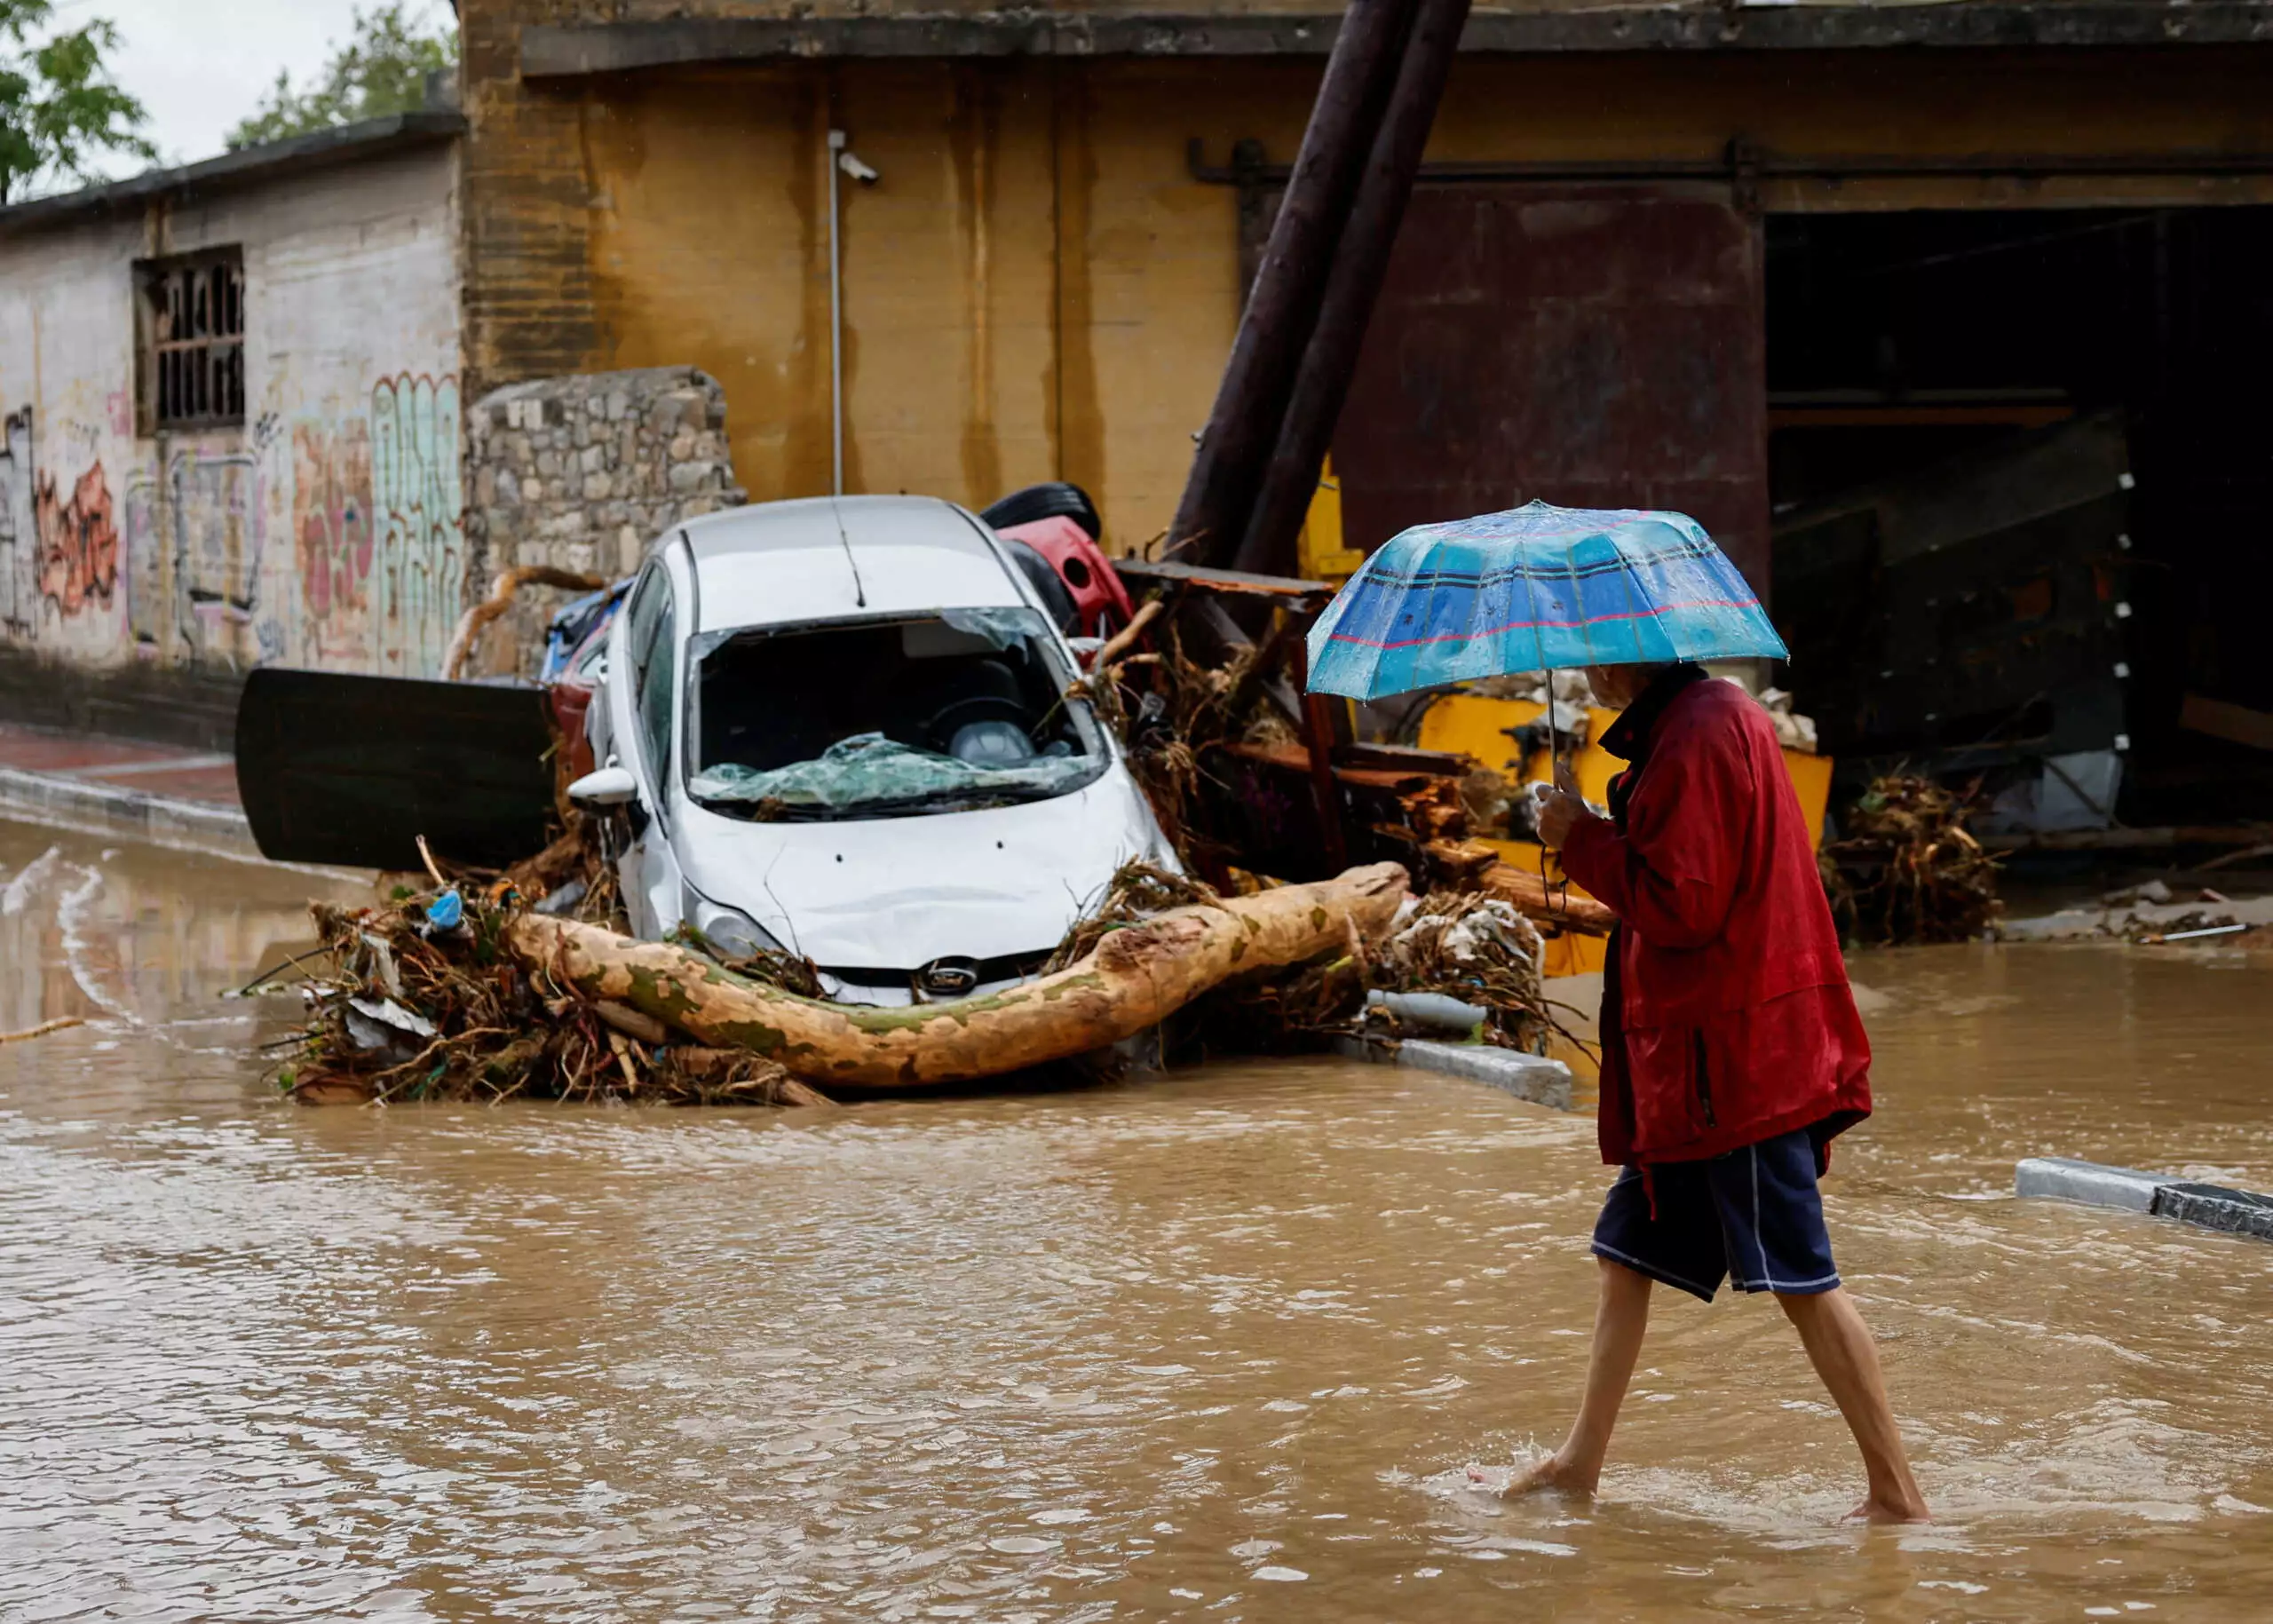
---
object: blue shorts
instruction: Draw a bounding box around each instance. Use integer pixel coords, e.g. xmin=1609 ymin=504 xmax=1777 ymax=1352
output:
xmin=1589 ymin=1127 xmax=1841 ymax=1303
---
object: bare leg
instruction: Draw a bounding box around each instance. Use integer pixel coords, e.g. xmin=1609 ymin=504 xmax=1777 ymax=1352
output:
xmin=1472 ymin=1256 xmax=1652 ymax=1498
xmin=1776 ymin=1287 xmax=1928 ymax=1523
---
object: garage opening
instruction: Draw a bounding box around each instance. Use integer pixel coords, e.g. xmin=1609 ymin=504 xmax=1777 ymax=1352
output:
xmin=1765 ymin=206 xmax=2273 ymax=828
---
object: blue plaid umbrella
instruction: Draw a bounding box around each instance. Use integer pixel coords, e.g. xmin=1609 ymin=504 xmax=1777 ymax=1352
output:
xmin=1304 ymin=500 xmax=1786 ymax=701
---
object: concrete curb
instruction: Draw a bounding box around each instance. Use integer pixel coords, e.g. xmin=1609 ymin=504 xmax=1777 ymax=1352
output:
xmin=0 ymin=764 xmax=261 ymax=862
xmin=2014 ymin=1156 xmax=2163 ymax=1212
xmin=1336 ymin=1034 xmax=1575 ymax=1111
xmin=2016 ymin=1156 xmax=2273 ymax=1243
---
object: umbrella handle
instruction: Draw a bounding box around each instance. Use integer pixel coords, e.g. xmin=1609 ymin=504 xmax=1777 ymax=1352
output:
xmin=1540 ymin=673 xmax=1573 ymax=914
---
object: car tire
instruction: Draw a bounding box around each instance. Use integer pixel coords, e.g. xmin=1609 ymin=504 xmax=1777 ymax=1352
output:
xmin=982 ymin=482 xmax=1102 ymax=540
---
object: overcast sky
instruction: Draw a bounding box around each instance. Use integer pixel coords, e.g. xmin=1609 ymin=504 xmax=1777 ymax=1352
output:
xmin=53 ymin=0 xmax=435 ymax=183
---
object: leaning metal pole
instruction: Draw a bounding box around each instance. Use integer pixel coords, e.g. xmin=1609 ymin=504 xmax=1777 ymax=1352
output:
xmin=1235 ymin=0 xmax=1473 ymax=577
xmin=1166 ymin=0 xmax=1419 ymax=567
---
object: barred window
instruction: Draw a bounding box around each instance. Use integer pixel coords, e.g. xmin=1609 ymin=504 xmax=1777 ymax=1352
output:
xmin=137 ymin=250 xmax=245 ymax=430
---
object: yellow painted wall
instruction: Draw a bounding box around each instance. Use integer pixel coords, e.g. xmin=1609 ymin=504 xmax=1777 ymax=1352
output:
xmin=564 ymin=56 xmax=1320 ymax=553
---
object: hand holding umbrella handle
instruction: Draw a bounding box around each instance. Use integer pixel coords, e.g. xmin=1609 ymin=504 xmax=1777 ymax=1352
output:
xmin=1532 ymin=781 xmax=1585 ymax=851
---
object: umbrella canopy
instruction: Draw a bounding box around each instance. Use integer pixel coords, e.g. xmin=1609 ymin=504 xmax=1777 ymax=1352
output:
xmin=1304 ymin=501 xmax=1787 ymax=701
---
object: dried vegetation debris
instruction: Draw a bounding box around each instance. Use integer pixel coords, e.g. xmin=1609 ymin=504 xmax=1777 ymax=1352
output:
xmin=1821 ymin=774 xmax=2003 ymax=945
xmin=278 ymin=809 xmax=825 ymax=1107
xmin=288 ymin=887 xmax=825 ymax=1109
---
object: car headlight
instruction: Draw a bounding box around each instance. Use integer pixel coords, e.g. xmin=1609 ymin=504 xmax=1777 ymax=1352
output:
xmin=681 ymin=884 xmax=785 ymax=960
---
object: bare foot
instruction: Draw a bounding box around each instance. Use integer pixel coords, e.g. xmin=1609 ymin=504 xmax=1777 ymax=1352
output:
xmin=1468 ymin=1452 xmax=1598 ymax=1501
xmin=1846 ymin=1493 xmax=1930 ymax=1525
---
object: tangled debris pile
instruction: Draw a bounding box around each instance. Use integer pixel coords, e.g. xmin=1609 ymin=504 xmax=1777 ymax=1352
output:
xmin=288 ymin=886 xmax=826 ymax=1108
xmin=1367 ymin=891 xmax=1548 ymax=1049
xmin=1200 ymin=883 xmax=1556 ymax=1055
xmin=278 ymin=812 xmax=832 ymax=1105
xmin=1821 ymin=775 xmax=2002 ymax=944
xmin=278 ymin=850 xmax=1564 ymax=1107
xmin=272 ymin=556 xmax=1593 ymax=1109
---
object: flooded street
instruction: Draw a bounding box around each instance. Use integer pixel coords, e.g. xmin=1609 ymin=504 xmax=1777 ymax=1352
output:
xmin=4 ymin=817 xmax=2272 ymax=1620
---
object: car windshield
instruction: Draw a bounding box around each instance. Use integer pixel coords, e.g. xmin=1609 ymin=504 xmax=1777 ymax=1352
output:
xmin=685 ymin=607 xmax=1109 ymax=820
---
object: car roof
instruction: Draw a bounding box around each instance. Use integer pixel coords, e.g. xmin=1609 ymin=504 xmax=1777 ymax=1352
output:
xmin=678 ymin=495 xmax=1029 ymax=634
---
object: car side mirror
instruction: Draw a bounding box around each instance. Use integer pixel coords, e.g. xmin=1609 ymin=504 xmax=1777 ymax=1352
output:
xmin=567 ymin=764 xmax=638 ymax=810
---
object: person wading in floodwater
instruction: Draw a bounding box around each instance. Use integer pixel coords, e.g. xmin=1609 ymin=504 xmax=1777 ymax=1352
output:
xmin=1474 ymin=661 xmax=1929 ymax=1524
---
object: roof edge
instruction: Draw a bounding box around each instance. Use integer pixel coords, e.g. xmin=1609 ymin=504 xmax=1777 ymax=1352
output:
xmin=0 ymin=110 xmax=465 ymax=242
xmin=521 ymin=4 xmax=2273 ymax=75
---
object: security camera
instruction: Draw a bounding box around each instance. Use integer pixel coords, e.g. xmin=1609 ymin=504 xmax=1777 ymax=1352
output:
xmin=826 ymin=129 xmax=879 ymax=186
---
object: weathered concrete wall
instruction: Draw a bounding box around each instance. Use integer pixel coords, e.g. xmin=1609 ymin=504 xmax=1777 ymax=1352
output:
xmin=0 ymin=141 xmax=461 ymax=741
xmin=459 ymin=0 xmax=2273 ymax=555
xmin=463 ymin=365 xmax=744 ymax=673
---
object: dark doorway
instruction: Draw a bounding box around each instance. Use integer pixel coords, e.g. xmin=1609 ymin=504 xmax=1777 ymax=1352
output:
xmin=1765 ymin=207 xmax=2273 ymax=823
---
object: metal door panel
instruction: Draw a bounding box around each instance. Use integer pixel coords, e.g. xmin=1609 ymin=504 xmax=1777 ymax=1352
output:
xmin=1334 ymin=184 xmax=1770 ymax=590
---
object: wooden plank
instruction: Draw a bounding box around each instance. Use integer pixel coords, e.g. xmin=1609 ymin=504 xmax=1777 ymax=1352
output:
xmin=2181 ymin=692 xmax=2273 ymax=752
xmin=1303 ymin=693 xmax=1351 ymax=873
xmin=1978 ymin=822 xmax=2273 ymax=852
xmin=1114 ymin=555 xmax=1336 ymax=605
xmin=1223 ymin=740 xmax=1435 ymax=791
xmin=1334 ymin=741 xmax=1473 ymax=775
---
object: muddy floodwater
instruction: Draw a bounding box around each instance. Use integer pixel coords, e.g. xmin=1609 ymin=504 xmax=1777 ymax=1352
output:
xmin=4 ymin=818 xmax=2272 ymax=1621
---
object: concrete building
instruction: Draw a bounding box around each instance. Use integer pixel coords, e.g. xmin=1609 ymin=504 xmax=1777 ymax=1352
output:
xmin=0 ymin=112 xmax=465 ymax=744
xmin=463 ymin=0 xmax=2273 ymax=818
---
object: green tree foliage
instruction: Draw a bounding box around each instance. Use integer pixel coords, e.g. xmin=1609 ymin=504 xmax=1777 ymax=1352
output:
xmin=0 ymin=0 xmax=153 ymax=205
xmin=226 ymin=3 xmax=458 ymax=150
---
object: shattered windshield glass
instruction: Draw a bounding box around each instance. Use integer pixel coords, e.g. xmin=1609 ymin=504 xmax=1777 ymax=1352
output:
xmin=685 ymin=609 xmax=1110 ymax=820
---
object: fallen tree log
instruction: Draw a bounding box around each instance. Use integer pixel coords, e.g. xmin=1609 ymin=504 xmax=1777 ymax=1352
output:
xmin=507 ymin=863 xmax=1411 ymax=1091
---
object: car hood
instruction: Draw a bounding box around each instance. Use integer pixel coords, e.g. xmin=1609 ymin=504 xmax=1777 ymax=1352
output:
xmin=669 ymin=763 xmax=1169 ymax=970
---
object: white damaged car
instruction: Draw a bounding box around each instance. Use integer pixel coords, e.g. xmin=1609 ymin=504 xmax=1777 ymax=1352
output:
xmin=566 ymin=495 xmax=1174 ymax=1006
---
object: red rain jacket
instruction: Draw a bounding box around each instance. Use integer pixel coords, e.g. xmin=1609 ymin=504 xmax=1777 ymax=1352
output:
xmin=1558 ymin=671 xmax=1871 ymax=1167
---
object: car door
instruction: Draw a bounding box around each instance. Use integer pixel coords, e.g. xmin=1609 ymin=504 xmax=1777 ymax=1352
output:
xmin=605 ymin=544 xmax=689 ymax=937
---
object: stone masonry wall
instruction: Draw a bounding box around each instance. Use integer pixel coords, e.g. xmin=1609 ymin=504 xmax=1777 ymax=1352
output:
xmin=464 ymin=365 xmax=745 ymax=674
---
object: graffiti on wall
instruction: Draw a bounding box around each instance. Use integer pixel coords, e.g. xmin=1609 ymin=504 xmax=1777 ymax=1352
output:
xmin=5 ymin=373 xmax=461 ymax=672
xmin=370 ymin=373 xmax=463 ymax=676
xmin=172 ymin=450 xmax=258 ymax=625
xmin=33 ymin=461 xmax=122 ymax=617
xmin=292 ymin=421 xmax=373 ymax=621
xmin=0 ymin=408 xmax=30 ymax=633
xmin=123 ymin=467 xmax=162 ymax=649
xmin=120 ymin=449 xmax=260 ymax=661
